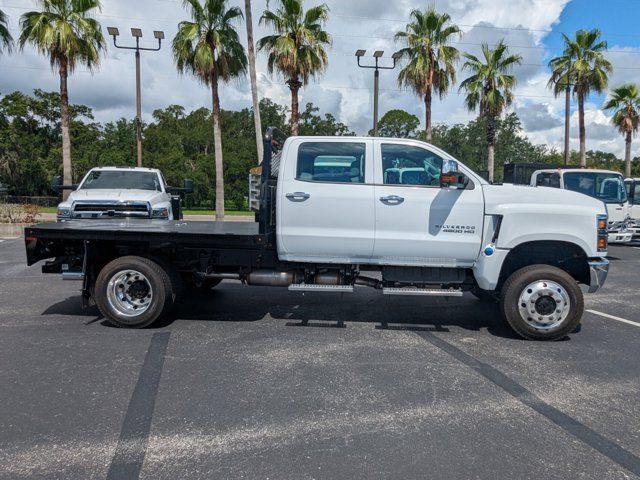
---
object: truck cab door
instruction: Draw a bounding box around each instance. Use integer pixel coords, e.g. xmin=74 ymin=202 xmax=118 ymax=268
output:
xmin=627 ymin=180 xmax=640 ymax=220
xmin=372 ymin=140 xmax=484 ymax=267
xmin=276 ymin=138 xmax=375 ymax=263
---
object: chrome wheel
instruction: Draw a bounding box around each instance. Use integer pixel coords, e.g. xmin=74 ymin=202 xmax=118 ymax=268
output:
xmin=518 ymin=280 xmax=570 ymax=331
xmin=106 ymin=269 xmax=153 ymax=317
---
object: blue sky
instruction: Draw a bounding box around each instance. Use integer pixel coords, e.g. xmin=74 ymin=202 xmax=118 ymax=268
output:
xmin=0 ymin=0 xmax=639 ymax=158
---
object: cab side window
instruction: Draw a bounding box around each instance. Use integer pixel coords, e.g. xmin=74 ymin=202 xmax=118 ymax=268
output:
xmin=535 ymin=173 xmax=560 ymax=188
xmin=296 ymin=142 xmax=366 ymax=184
xmin=634 ymin=183 xmax=640 ymax=205
xmin=381 ymin=144 xmax=442 ymax=186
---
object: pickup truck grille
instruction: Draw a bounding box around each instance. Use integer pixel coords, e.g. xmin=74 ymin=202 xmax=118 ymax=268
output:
xmin=71 ymin=201 xmax=151 ymax=218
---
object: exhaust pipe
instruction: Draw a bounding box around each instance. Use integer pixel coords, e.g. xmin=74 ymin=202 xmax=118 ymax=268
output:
xmin=355 ymin=276 xmax=382 ymax=289
xmin=246 ymin=270 xmax=304 ymax=287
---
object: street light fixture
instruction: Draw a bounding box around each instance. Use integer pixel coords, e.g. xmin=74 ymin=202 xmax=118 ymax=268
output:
xmin=107 ymin=26 xmax=164 ymax=167
xmin=355 ymin=49 xmax=401 ymax=136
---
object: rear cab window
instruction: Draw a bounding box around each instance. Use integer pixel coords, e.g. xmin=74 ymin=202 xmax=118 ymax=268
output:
xmin=296 ymin=142 xmax=366 ymax=184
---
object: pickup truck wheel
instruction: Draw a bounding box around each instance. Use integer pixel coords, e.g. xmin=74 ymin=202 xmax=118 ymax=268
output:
xmin=500 ymin=265 xmax=583 ymax=341
xmin=95 ymin=256 xmax=173 ymax=328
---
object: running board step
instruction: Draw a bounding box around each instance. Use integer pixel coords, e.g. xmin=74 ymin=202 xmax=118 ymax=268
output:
xmin=382 ymin=287 xmax=463 ymax=297
xmin=288 ymin=283 xmax=354 ymax=293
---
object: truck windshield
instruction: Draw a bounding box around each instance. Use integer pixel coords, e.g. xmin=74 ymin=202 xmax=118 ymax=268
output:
xmin=80 ymin=171 xmax=161 ymax=191
xmin=563 ymin=172 xmax=627 ymax=204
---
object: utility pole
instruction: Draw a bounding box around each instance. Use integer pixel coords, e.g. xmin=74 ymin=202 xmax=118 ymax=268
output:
xmin=355 ymin=50 xmax=401 ymax=136
xmin=107 ymin=27 xmax=164 ymax=167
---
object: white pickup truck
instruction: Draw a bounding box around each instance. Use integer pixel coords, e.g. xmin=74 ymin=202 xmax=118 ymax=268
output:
xmin=53 ymin=167 xmax=193 ymax=222
xmin=26 ymin=133 xmax=609 ymax=341
xmin=531 ymin=168 xmax=633 ymax=243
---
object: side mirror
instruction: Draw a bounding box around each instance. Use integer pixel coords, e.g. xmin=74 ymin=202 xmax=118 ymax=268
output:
xmin=51 ymin=175 xmax=63 ymax=192
xmin=440 ymin=160 xmax=469 ymax=189
xmin=51 ymin=175 xmax=77 ymax=192
xmin=167 ymin=179 xmax=194 ymax=195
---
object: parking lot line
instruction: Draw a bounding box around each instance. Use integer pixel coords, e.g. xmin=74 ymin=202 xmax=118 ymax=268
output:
xmin=416 ymin=331 xmax=640 ymax=477
xmin=586 ymin=309 xmax=640 ymax=328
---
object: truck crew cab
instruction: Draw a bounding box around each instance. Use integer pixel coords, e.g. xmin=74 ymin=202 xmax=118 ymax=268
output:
xmin=25 ymin=131 xmax=610 ymax=340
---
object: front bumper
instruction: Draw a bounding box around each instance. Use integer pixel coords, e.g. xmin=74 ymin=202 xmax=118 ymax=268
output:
xmin=608 ymin=231 xmax=633 ymax=244
xmin=588 ymin=258 xmax=609 ymax=293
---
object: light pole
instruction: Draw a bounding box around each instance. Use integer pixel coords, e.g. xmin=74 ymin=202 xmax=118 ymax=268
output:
xmin=355 ymin=50 xmax=401 ymax=136
xmin=107 ymin=27 xmax=164 ymax=167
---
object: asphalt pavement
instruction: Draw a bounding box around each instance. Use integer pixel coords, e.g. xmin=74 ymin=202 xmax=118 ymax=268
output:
xmin=1 ymin=237 xmax=639 ymax=479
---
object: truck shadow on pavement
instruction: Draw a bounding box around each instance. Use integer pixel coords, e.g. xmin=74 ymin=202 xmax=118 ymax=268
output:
xmin=40 ymin=284 xmax=555 ymax=340
xmin=161 ymin=284 xmax=523 ymax=339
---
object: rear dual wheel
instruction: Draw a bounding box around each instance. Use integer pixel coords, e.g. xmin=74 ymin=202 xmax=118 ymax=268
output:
xmin=95 ymin=256 xmax=174 ymax=328
xmin=500 ymin=265 xmax=583 ymax=341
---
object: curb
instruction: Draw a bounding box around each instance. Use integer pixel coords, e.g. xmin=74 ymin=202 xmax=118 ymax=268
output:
xmin=0 ymin=223 xmax=29 ymax=238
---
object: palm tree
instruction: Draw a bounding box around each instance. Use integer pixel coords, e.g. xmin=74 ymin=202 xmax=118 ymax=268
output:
xmin=394 ymin=7 xmax=460 ymax=142
xmin=173 ymin=0 xmax=247 ymax=220
xmin=459 ymin=41 xmax=522 ymax=183
xmin=0 ymin=9 xmax=14 ymax=54
xmin=19 ymin=0 xmax=104 ymax=199
xmin=604 ymin=84 xmax=640 ymax=178
xmin=548 ymin=50 xmax=576 ymax=165
xmin=559 ymin=29 xmax=612 ymax=167
xmin=258 ymin=0 xmax=331 ymax=136
xmin=244 ymin=0 xmax=263 ymax=164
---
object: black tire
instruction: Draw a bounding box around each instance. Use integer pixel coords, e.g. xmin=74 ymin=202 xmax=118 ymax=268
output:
xmin=500 ymin=264 xmax=584 ymax=341
xmin=94 ymin=256 xmax=174 ymax=328
xmin=470 ymin=286 xmax=498 ymax=303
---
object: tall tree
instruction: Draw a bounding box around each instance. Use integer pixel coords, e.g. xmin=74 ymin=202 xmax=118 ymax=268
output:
xmin=173 ymin=0 xmax=247 ymax=220
xmin=394 ymin=7 xmax=460 ymax=142
xmin=19 ymin=0 xmax=105 ymax=200
xmin=257 ymin=0 xmax=331 ymax=136
xmin=604 ymin=84 xmax=640 ymax=178
xmin=459 ymin=40 xmax=522 ymax=183
xmin=244 ymin=0 xmax=263 ymax=164
xmin=548 ymin=48 xmax=576 ymax=166
xmin=368 ymin=109 xmax=420 ymax=138
xmin=559 ymin=29 xmax=612 ymax=167
xmin=0 ymin=9 xmax=13 ymax=54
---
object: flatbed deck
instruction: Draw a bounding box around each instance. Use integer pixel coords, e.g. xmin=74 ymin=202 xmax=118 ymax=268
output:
xmin=26 ymin=219 xmax=260 ymax=239
xmin=25 ymin=220 xmax=269 ymax=267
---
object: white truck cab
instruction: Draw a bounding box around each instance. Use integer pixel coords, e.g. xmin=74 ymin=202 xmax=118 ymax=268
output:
xmin=531 ymin=168 xmax=632 ymax=243
xmin=54 ymin=167 xmax=191 ymax=222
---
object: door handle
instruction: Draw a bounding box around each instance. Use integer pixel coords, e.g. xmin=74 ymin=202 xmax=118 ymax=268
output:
xmin=380 ymin=195 xmax=404 ymax=205
xmin=286 ymin=192 xmax=310 ymax=202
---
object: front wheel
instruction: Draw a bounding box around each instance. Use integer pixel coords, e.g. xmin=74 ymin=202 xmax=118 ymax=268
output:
xmin=500 ymin=265 xmax=584 ymax=341
xmin=94 ymin=256 xmax=174 ymax=328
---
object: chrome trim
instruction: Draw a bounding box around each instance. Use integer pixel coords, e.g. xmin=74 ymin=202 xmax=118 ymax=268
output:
xmin=62 ymin=271 xmax=85 ymax=281
xmin=588 ymin=258 xmax=609 ymax=293
xmin=517 ymin=280 xmax=571 ymax=331
xmin=70 ymin=200 xmax=152 ymax=219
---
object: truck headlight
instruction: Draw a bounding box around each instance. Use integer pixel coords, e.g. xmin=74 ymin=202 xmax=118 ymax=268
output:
xmin=152 ymin=207 xmax=169 ymax=219
xmin=56 ymin=207 xmax=71 ymax=221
